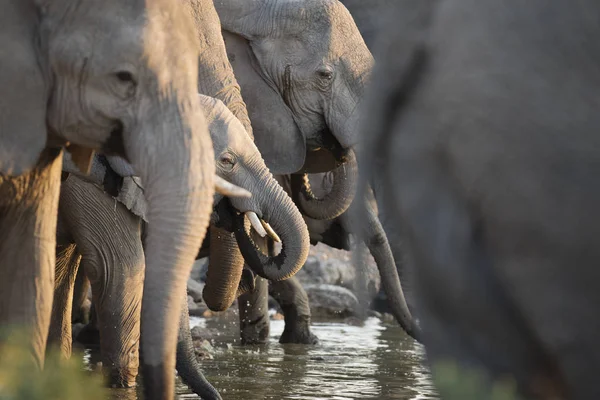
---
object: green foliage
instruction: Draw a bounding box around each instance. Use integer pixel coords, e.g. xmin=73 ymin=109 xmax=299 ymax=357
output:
xmin=0 ymin=331 xmax=107 ymax=400
xmin=432 ymin=360 xmax=520 ymax=400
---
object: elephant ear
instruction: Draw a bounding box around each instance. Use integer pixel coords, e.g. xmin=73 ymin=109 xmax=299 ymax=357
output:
xmin=0 ymin=2 xmax=48 ymax=176
xmin=224 ymin=31 xmax=305 ymax=175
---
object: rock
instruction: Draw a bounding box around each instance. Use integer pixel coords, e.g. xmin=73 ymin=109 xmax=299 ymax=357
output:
xmin=271 ymin=312 xmax=284 ymax=321
xmin=295 ymin=243 xmax=380 ymax=299
xmin=187 ymin=278 xmax=205 ymax=303
xmin=190 ymin=258 xmax=208 ymax=282
xmin=190 ymin=325 xmax=205 ymax=341
xmin=188 ymin=295 xmax=208 ymax=317
xmin=304 ymin=284 xmax=360 ymax=318
xmin=193 ymin=339 xmax=214 ymax=360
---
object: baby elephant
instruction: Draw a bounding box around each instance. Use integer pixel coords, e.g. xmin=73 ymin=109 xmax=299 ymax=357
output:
xmin=50 ymin=95 xmax=309 ymax=399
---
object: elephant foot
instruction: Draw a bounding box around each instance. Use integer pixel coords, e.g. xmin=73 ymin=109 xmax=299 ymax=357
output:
xmin=239 ymin=316 xmax=270 ymax=345
xmin=279 ymin=315 xmax=319 ymax=345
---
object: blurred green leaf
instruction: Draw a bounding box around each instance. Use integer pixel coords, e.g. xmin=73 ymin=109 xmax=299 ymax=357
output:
xmin=432 ymin=359 xmax=520 ymax=400
xmin=0 ymin=329 xmax=106 ymax=400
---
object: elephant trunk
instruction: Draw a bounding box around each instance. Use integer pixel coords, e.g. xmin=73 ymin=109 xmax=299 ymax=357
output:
xmin=234 ymin=166 xmax=310 ymax=281
xmin=291 ymin=151 xmax=358 ymax=220
xmin=343 ymin=199 xmax=421 ymax=342
xmin=202 ymin=201 xmax=246 ymax=312
xmin=129 ymin=100 xmax=214 ymax=399
xmin=176 ymin=293 xmax=222 ymax=400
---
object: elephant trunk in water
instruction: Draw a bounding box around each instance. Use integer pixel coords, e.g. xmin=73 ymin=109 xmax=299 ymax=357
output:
xmin=234 ymin=161 xmax=310 ymax=281
xmin=291 ymin=151 xmax=358 ymax=220
xmin=130 ymin=99 xmax=215 ymax=399
xmin=176 ymin=293 xmax=222 ymax=400
xmin=343 ymin=199 xmax=421 ymax=342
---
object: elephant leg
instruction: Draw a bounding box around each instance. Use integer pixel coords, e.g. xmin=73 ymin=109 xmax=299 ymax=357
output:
xmin=0 ymin=148 xmax=63 ymax=367
xmin=71 ymin=267 xmax=91 ymax=324
xmin=60 ymin=176 xmax=144 ymax=388
xmin=269 ymin=277 xmax=318 ymax=345
xmin=47 ymin=243 xmax=82 ymax=358
xmin=176 ymin=292 xmax=221 ymax=400
xmin=238 ymin=276 xmax=270 ymax=345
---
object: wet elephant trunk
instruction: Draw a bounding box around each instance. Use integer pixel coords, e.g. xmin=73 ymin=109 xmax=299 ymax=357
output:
xmin=176 ymin=293 xmax=221 ymax=400
xmin=234 ymin=171 xmax=310 ymax=281
xmin=291 ymin=151 xmax=358 ymax=220
xmin=130 ymin=101 xmax=214 ymax=400
xmin=342 ymin=199 xmax=421 ymax=342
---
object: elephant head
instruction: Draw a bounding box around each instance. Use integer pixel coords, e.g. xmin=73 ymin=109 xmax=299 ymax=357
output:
xmin=214 ymin=0 xmax=371 ymax=219
xmin=0 ymin=2 xmax=216 ymax=398
xmin=198 ymin=95 xmax=310 ymax=311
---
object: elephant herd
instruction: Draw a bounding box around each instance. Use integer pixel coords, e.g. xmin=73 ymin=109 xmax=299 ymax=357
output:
xmin=1 ymin=0 xmax=598 ymax=400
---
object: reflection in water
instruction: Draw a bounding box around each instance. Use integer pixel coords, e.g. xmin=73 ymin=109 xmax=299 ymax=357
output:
xmin=104 ymin=317 xmax=438 ymax=399
xmin=182 ymin=317 xmax=436 ymax=400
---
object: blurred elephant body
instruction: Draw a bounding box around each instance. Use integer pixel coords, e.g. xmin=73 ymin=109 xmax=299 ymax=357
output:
xmin=0 ymin=3 xmax=215 ymax=399
xmin=362 ymin=0 xmax=600 ymax=398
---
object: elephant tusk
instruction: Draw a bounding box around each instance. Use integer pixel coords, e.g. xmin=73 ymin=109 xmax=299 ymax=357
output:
xmin=215 ymin=176 xmax=251 ymax=198
xmin=246 ymin=211 xmax=267 ymax=237
xmin=261 ymin=220 xmax=281 ymax=243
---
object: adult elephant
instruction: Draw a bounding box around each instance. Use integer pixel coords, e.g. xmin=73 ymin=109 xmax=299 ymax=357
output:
xmin=338 ymin=0 xmax=394 ymax=48
xmin=0 ymin=2 xmax=221 ymax=399
xmin=51 ymin=95 xmax=309 ymax=398
xmin=214 ymin=0 xmax=419 ymax=342
xmin=361 ymin=0 xmax=600 ymax=398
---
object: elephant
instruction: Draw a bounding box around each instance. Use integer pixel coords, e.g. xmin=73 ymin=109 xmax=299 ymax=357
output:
xmin=360 ymin=0 xmax=600 ymax=398
xmin=212 ymin=0 xmax=419 ymax=342
xmin=0 ymin=2 xmax=226 ymax=399
xmin=337 ymin=0 xmax=394 ymax=48
xmin=51 ymin=94 xmax=310 ymax=398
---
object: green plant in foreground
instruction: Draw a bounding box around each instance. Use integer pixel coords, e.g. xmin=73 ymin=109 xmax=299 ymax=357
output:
xmin=432 ymin=360 xmax=520 ymax=400
xmin=0 ymin=331 xmax=107 ymax=400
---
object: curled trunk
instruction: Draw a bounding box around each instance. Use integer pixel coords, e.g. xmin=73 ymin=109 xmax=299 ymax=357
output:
xmin=291 ymin=151 xmax=358 ymax=220
xmin=234 ymin=176 xmax=309 ymax=281
xmin=343 ymin=198 xmax=421 ymax=342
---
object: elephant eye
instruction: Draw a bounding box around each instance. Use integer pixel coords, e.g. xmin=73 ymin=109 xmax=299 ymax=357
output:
xmin=219 ymin=152 xmax=236 ymax=171
xmin=113 ymin=70 xmax=137 ymax=99
xmin=115 ymin=71 xmax=135 ymax=83
xmin=317 ymin=69 xmax=334 ymax=81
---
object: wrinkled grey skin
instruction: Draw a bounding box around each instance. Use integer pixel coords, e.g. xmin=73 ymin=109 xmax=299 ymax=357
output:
xmin=361 ymin=0 xmax=600 ymax=398
xmin=199 ymin=94 xmax=309 ymax=303
xmin=216 ymin=0 xmax=373 ymax=175
xmin=51 ymin=96 xmax=308 ymax=398
xmin=240 ymin=171 xmax=420 ymax=345
xmin=215 ymin=0 xmax=377 ymax=345
xmin=0 ymin=3 xmax=213 ymax=398
xmin=217 ymin=0 xmax=370 ymax=221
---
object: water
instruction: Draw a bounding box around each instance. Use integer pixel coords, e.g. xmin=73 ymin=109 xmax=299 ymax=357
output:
xmin=107 ymin=316 xmax=438 ymax=400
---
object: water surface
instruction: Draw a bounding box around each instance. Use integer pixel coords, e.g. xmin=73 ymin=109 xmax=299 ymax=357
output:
xmin=178 ymin=316 xmax=438 ymax=399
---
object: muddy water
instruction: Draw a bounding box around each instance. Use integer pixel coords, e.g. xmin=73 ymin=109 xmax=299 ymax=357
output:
xmin=106 ymin=316 xmax=438 ymax=400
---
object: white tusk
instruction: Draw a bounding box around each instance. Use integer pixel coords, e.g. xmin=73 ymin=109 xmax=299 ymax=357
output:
xmin=215 ymin=176 xmax=251 ymax=198
xmin=261 ymin=220 xmax=281 ymax=243
xmin=246 ymin=211 xmax=267 ymax=237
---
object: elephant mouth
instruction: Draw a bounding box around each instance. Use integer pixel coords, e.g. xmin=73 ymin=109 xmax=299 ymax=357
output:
xmin=213 ymin=199 xmax=281 ymax=245
xmin=245 ymin=211 xmax=281 ymax=243
xmin=302 ymin=128 xmax=352 ymax=173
